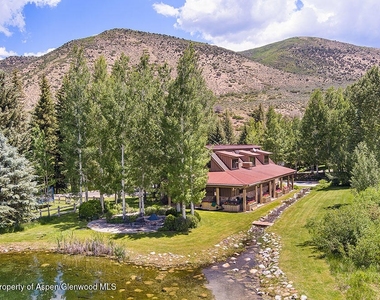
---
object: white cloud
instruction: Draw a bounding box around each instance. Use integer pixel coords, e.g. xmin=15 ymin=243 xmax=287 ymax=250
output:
xmin=154 ymin=0 xmax=380 ymax=51
xmin=23 ymin=47 xmax=55 ymax=57
xmin=153 ymin=2 xmax=179 ymax=17
xmin=0 ymin=0 xmax=61 ymax=36
xmin=0 ymin=47 xmax=17 ymax=60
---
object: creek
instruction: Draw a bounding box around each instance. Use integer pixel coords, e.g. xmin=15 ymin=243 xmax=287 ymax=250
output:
xmin=0 ymin=252 xmax=212 ymax=299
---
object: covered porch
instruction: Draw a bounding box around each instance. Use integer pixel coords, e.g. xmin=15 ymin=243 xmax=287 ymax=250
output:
xmin=201 ymin=174 xmax=294 ymax=212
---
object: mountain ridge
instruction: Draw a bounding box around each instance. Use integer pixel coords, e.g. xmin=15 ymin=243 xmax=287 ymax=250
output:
xmin=1 ymin=29 xmax=379 ymax=120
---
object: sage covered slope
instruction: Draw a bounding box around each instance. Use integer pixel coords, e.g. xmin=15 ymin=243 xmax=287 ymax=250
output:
xmin=240 ymin=37 xmax=380 ymax=83
xmin=0 ymin=28 xmax=324 ymax=113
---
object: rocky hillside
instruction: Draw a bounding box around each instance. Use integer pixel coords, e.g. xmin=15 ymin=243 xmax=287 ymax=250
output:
xmin=2 ymin=30 xmax=379 ymax=123
xmin=0 ymin=29 xmax=327 ymax=120
xmin=240 ymin=37 xmax=380 ymax=84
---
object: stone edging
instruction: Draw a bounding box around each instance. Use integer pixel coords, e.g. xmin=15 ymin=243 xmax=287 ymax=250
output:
xmin=250 ymin=188 xmax=311 ymax=300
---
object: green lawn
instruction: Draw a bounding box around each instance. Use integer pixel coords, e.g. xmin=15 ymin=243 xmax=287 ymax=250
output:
xmin=0 ymin=194 xmax=293 ymax=265
xmin=268 ymin=187 xmax=355 ymax=299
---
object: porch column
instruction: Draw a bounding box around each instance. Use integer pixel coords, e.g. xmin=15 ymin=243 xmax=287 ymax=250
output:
xmin=292 ymin=175 xmax=294 ymax=190
xmin=243 ymin=188 xmax=247 ymax=212
xmin=255 ymin=185 xmax=258 ymax=203
xmin=287 ymin=176 xmax=290 ymax=189
xmin=269 ymin=181 xmax=272 ymax=198
xmin=280 ymin=177 xmax=283 ymax=189
xmin=216 ymin=188 xmax=220 ymax=206
xmin=259 ymin=183 xmax=263 ymax=203
xmin=272 ymin=179 xmax=276 ymax=197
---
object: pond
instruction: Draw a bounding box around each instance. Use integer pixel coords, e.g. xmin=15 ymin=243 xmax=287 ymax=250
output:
xmin=0 ymin=252 xmax=213 ymax=300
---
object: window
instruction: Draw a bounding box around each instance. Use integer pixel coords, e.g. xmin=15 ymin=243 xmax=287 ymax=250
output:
xmin=232 ymin=159 xmax=239 ymax=169
xmin=264 ymin=155 xmax=269 ymax=164
xmin=249 ymin=156 xmax=256 ymax=166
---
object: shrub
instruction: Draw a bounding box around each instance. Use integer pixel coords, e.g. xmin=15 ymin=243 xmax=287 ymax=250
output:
xmin=192 ymin=210 xmax=201 ymax=222
xmin=174 ymin=216 xmax=190 ymax=232
xmin=186 ymin=214 xmax=199 ymax=229
xmin=165 ymin=207 xmax=179 ymax=217
xmin=161 ymin=214 xmax=176 ymax=231
xmin=315 ymin=179 xmax=330 ymax=190
xmin=307 ymin=205 xmax=370 ymax=256
xmin=79 ymin=200 xmax=103 ymax=220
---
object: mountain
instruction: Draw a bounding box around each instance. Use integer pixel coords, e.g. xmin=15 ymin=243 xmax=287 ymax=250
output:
xmin=240 ymin=37 xmax=380 ymax=83
xmin=1 ymin=30 xmax=379 ymax=122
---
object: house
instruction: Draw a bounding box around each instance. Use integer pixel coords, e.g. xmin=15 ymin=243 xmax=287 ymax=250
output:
xmin=201 ymin=145 xmax=296 ymax=212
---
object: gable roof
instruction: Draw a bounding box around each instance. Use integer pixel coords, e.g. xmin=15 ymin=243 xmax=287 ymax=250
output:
xmin=206 ymin=144 xmax=295 ymax=187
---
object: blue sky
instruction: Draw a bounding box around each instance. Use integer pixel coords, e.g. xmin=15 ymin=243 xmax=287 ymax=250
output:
xmin=1 ymin=0 xmax=380 ymax=60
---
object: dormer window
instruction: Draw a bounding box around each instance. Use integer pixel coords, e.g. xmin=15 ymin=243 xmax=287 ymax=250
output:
xmin=264 ymin=155 xmax=269 ymax=164
xmin=249 ymin=156 xmax=256 ymax=166
xmin=232 ymin=159 xmax=239 ymax=169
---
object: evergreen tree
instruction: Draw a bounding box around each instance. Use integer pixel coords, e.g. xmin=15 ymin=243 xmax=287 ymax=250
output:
xmin=350 ymin=142 xmax=380 ymax=192
xmin=208 ymin=117 xmax=226 ymax=145
xmin=0 ymin=71 xmax=29 ymax=153
xmin=222 ymin=110 xmax=234 ymax=144
xmin=30 ymin=75 xmax=58 ymax=195
xmin=0 ymin=133 xmax=37 ymax=229
xmin=163 ymin=45 xmax=214 ymax=218
xmin=238 ymin=123 xmax=249 ymax=144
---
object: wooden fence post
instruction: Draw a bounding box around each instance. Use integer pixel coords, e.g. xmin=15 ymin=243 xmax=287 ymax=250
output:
xmin=57 ymin=206 xmax=60 ymax=217
xmin=73 ymin=203 xmax=77 ymax=213
xmin=47 ymin=205 xmax=50 ymax=217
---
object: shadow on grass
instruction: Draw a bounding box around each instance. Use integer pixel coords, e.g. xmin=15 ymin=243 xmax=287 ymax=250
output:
xmin=37 ymin=213 xmax=88 ymax=231
xmin=325 ymin=203 xmax=350 ymax=210
xmin=111 ymin=229 xmax=189 ymax=240
xmin=296 ymin=239 xmax=326 ymax=260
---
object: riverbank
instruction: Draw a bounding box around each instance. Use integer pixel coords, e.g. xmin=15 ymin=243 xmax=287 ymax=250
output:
xmin=204 ymin=188 xmax=311 ymax=300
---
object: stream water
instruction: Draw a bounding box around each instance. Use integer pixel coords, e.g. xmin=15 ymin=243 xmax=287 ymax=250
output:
xmin=0 ymin=252 xmax=212 ymax=299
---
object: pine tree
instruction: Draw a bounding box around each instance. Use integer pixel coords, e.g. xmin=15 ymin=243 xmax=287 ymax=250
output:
xmin=30 ymin=75 xmax=58 ymax=195
xmin=222 ymin=110 xmax=235 ymax=144
xmin=208 ymin=117 xmax=226 ymax=145
xmin=163 ymin=44 xmax=214 ymax=218
xmin=0 ymin=133 xmax=37 ymax=229
xmin=0 ymin=71 xmax=29 ymax=154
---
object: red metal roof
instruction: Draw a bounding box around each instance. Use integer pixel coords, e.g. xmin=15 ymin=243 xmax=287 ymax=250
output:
xmin=206 ymin=144 xmax=261 ymax=151
xmin=207 ymin=163 xmax=295 ymax=187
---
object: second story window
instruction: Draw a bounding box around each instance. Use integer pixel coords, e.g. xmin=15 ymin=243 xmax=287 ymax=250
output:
xmin=249 ymin=156 xmax=256 ymax=166
xmin=232 ymin=159 xmax=239 ymax=169
xmin=264 ymin=155 xmax=269 ymax=164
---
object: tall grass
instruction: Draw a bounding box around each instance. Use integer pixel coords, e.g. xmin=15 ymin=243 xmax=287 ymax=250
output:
xmin=56 ymin=232 xmax=126 ymax=261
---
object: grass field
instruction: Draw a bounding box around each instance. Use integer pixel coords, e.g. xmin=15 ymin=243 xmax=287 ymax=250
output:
xmin=268 ymin=187 xmax=355 ymax=299
xmin=0 ymin=193 xmax=295 ymax=266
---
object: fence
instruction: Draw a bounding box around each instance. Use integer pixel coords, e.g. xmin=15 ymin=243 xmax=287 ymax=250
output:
xmin=37 ymin=195 xmax=102 ymax=218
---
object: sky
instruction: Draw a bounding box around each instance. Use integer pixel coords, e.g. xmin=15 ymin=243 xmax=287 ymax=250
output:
xmin=1 ymin=0 xmax=380 ymax=60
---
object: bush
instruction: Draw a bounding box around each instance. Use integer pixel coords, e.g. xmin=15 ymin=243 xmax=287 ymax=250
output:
xmin=161 ymin=214 xmax=176 ymax=231
xmin=79 ymin=200 xmax=103 ymax=220
xmin=174 ymin=216 xmax=190 ymax=232
xmin=186 ymin=214 xmax=199 ymax=229
xmin=165 ymin=207 xmax=179 ymax=217
xmin=307 ymin=205 xmax=370 ymax=256
xmin=192 ymin=210 xmax=201 ymax=222
xmin=315 ymin=179 xmax=331 ymax=190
